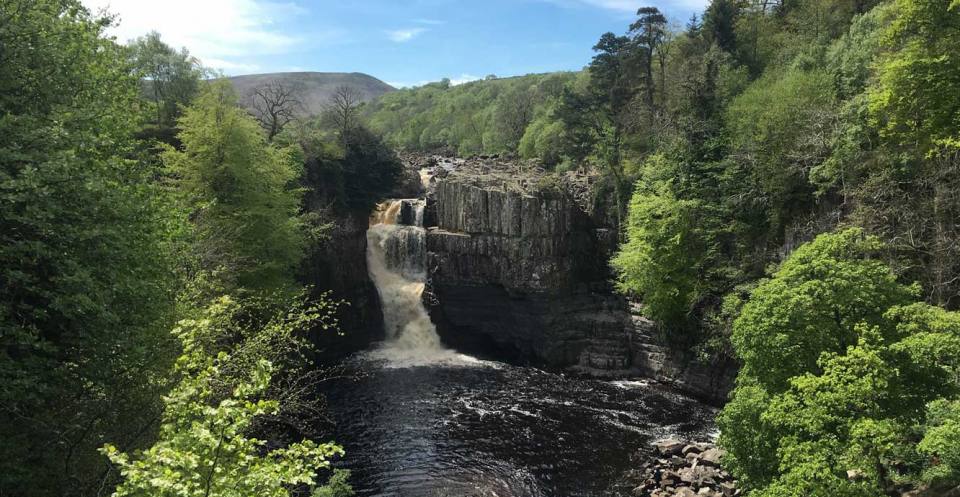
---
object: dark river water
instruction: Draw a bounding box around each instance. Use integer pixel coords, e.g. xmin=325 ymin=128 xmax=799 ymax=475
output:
xmin=322 ymin=351 xmax=717 ymax=497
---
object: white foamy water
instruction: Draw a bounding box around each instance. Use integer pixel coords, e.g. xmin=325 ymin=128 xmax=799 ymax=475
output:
xmin=366 ymin=200 xmax=484 ymax=368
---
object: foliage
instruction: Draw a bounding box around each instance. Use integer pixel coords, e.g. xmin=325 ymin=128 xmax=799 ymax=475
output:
xmin=339 ymin=126 xmax=406 ymax=211
xmin=731 ymin=229 xmax=916 ymax=391
xmin=0 ymin=1 xmax=180 ymax=494
xmin=103 ymin=296 xmax=348 ymax=497
xmin=719 ymin=231 xmax=960 ymax=496
xmin=363 ymin=73 xmax=576 ymax=158
xmin=312 ymin=470 xmax=356 ymax=497
xmin=725 ymin=68 xmax=835 ymax=235
xmin=164 ymin=81 xmax=306 ymax=295
xmin=918 ymin=399 xmax=960 ymax=486
xmin=127 ymin=31 xmax=205 ymax=136
xmin=612 ymin=161 xmax=707 ymax=327
xmin=289 ymin=119 xmax=405 ymax=214
xmin=868 ymin=0 xmax=960 ymax=153
xmin=518 ymin=114 xmax=565 ymax=165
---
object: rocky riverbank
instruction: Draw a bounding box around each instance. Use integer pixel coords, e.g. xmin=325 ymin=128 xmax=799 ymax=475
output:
xmin=625 ymin=440 xmax=740 ymax=497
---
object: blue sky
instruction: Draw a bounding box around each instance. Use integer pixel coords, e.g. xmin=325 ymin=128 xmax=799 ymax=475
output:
xmin=82 ymin=0 xmax=710 ymax=88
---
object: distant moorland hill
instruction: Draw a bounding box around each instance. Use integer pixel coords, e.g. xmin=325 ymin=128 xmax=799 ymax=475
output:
xmin=228 ymin=72 xmax=396 ymax=116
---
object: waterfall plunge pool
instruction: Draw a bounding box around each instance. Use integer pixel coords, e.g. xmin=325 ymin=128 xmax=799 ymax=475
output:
xmin=321 ymin=354 xmax=716 ymax=497
xmin=317 ymin=199 xmax=716 ymax=496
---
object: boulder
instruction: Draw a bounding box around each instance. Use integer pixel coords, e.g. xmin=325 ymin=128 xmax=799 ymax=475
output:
xmin=699 ymin=448 xmax=723 ymax=467
xmin=675 ymin=488 xmax=698 ymax=497
xmin=720 ymin=483 xmax=737 ymax=497
xmin=656 ymin=439 xmax=686 ymax=457
xmin=683 ymin=444 xmax=704 ymax=456
xmin=679 ymin=466 xmax=720 ymax=485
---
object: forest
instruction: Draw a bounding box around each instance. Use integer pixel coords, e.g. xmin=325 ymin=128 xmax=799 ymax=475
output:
xmin=2 ymin=0 xmax=959 ymax=496
xmin=0 ymin=1 xmax=401 ymax=495
xmin=368 ymin=0 xmax=960 ymax=495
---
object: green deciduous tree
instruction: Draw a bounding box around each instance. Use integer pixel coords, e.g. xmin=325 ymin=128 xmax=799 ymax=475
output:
xmin=731 ymin=228 xmax=915 ymax=391
xmin=612 ymin=155 xmax=709 ymax=328
xmin=0 ymin=2 xmax=180 ymax=494
xmin=128 ymin=31 xmax=205 ymax=139
xmin=103 ymin=296 xmax=349 ymax=497
xmin=164 ymin=81 xmax=306 ymax=295
xmin=720 ymin=230 xmax=960 ymax=496
xmin=868 ymin=0 xmax=960 ymax=153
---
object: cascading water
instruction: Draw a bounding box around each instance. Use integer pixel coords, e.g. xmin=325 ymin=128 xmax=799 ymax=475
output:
xmin=325 ymin=194 xmax=715 ymax=497
xmin=366 ymin=199 xmax=470 ymax=365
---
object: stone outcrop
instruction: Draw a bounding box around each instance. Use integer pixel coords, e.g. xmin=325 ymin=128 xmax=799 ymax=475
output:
xmin=631 ymin=307 xmax=736 ymax=403
xmin=301 ymin=211 xmax=384 ymax=360
xmin=421 ymin=156 xmax=734 ymax=403
xmin=425 ymin=162 xmax=632 ymax=369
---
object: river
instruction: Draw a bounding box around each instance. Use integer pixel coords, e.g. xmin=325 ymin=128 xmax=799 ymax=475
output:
xmin=318 ymin=199 xmax=716 ymax=497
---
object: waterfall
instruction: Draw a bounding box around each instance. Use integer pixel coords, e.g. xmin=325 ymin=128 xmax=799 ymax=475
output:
xmin=366 ymin=199 xmax=465 ymax=365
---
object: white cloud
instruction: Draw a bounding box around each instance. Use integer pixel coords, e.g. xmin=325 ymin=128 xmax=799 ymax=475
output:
xmin=387 ymin=80 xmax=432 ymax=89
xmin=450 ymin=74 xmax=482 ymax=86
xmin=414 ymin=18 xmax=445 ymax=25
xmin=81 ymin=0 xmax=308 ymax=73
xmin=386 ymin=74 xmax=481 ymax=89
xmin=386 ymin=27 xmax=427 ymax=42
xmin=202 ymin=57 xmax=261 ymax=73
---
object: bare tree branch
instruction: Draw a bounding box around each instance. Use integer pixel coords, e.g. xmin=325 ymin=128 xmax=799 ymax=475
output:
xmin=246 ymin=80 xmax=304 ymax=141
xmin=325 ymin=85 xmax=363 ymax=143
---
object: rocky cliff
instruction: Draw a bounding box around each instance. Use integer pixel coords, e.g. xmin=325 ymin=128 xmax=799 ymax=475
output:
xmin=301 ymin=211 xmax=384 ymax=359
xmin=422 ymin=157 xmax=734 ymax=402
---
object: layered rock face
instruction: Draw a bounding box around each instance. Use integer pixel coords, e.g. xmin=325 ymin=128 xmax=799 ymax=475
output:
xmin=424 ymin=159 xmax=734 ymax=402
xmin=301 ymin=211 xmax=384 ymax=359
xmin=630 ymin=308 xmax=736 ymax=403
xmin=425 ymin=166 xmax=635 ymax=370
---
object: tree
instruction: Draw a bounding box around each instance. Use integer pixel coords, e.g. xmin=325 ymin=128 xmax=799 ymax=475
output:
xmin=164 ymin=81 xmax=305 ymax=295
xmin=103 ymin=296 xmax=351 ymax=497
xmin=731 ymin=229 xmax=915 ymax=391
xmin=557 ymin=33 xmax=637 ymax=220
xmin=0 ymin=2 xmax=180 ymax=494
xmin=724 ymin=68 xmax=836 ymax=239
xmin=128 ymin=31 xmax=205 ymax=134
xmin=868 ymin=0 xmax=959 ymax=153
xmin=519 ymin=115 xmax=565 ymax=165
xmin=248 ymin=80 xmax=305 ymax=142
xmin=612 ymin=155 xmax=708 ymax=328
xmin=493 ymin=85 xmax=537 ymax=151
xmin=327 ymin=85 xmax=363 ymax=143
xmin=719 ymin=230 xmax=960 ymax=495
xmin=703 ymin=0 xmax=741 ymax=53
xmin=629 ymin=7 xmax=669 ymax=110
xmin=919 ymin=399 xmax=960 ymax=487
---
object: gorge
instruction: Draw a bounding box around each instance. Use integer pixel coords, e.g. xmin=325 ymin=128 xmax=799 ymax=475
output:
xmin=315 ymin=157 xmax=727 ymax=496
xmin=10 ymin=2 xmax=960 ymax=496
xmin=316 ymin=155 xmax=734 ymax=402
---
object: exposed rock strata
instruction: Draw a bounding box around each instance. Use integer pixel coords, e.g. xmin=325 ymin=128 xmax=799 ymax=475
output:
xmin=301 ymin=211 xmax=384 ymax=359
xmin=422 ymin=157 xmax=734 ymax=402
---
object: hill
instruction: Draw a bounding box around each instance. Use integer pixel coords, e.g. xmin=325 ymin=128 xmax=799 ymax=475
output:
xmin=228 ymin=72 xmax=395 ymax=116
xmin=362 ymin=72 xmax=580 ymax=159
